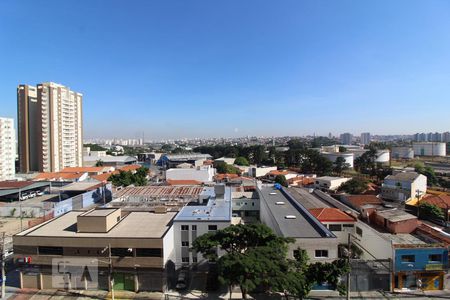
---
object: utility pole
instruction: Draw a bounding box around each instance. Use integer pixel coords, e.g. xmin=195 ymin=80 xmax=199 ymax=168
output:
xmin=346 ymin=233 xmax=351 ymax=300
xmin=1 ymin=232 xmax=6 ymax=299
xmin=18 ymin=188 xmax=23 ymax=232
xmin=103 ymin=183 xmax=106 ymax=206
xmin=108 ymin=244 xmax=114 ymax=300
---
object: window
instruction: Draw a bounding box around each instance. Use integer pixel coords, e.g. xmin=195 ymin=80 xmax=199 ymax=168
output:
xmin=182 ymin=241 xmax=189 ymax=247
xmin=401 ymin=255 xmax=415 ymax=262
xmin=181 ymin=225 xmax=189 ymax=231
xmin=111 ymin=248 xmax=133 ymax=257
xmin=182 ymin=257 xmax=189 ymax=263
xmin=429 ymin=254 xmax=442 ymax=263
xmin=136 ymin=248 xmax=162 ymax=257
xmin=343 ymin=224 xmax=354 ymax=228
xmin=328 ymin=224 xmax=342 ymax=231
xmin=315 ymin=250 xmax=329 ymax=258
xmin=208 ymin=225 xmax=217 ymax=231
xmin=192 ymin=256 xmax=198 ymax=263
xmin=117 ymin=216 xmax=121 ymax=222
xmin=356 ymin=227 xmax=363 ymax=236
xmin=38 ymin=246 xmax=63 ymax=255
xmin=191 ymin=225 xmax=197 ymax=230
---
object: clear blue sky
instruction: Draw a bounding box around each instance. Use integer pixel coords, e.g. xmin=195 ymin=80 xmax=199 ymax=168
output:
xmin=1 ymin=0 xmax=450 ymax=140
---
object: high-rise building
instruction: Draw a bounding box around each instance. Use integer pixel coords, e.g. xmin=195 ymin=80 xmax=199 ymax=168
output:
xmin=340 ymin=133 xmax=353 ymax=145
xmin=360 ymin=132 xmax=371 ymax=145
xmin=0 ymin=117 xmax=16 ymax=180
xmin=17 ymin=82 xmax=83 ymax=173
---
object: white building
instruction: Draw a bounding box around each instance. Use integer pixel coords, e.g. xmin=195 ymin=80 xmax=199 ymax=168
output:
xmin=0 ymin=117 xmax=16 ymax=180
xmin=360 ymin=132 xmax=371 ymax=145
xmin=413 ymin=142 xmax=446 ymax=157
xmin=214 ymin=157 xmax=236 ymax=165
xmin=248 ymin=166 xmax=277 ymax=178
xmin=172 ymin=185 xmax=232 ymax=267
xmin=165 ymin=165 xmax=215 ymax=183
xmin=381 ymin=172 xmax=427 ymax=202
xmin=314 ymin=176 xmax=351 ymax=191
xmin=18 ymin=83 xmax=83 ymax=173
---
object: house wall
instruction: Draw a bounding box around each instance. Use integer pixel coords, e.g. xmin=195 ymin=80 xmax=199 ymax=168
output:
xmin=289 ymin=237 xmax=339 ymax=263
xmin=353 ymin=221 xmax=393 ymax=260
xmin=395 ymin=248 xmax=448 ymax=272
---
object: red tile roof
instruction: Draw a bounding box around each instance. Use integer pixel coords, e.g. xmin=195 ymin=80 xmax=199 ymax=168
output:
xmin=345 ymin=195 xmax=382 ymax=209
xmin=215 ymin=173 xmax=240 ymax=180
xmin=91 ymin=171 xmax=119 ymax=182
xmin=309 ymin=208 xmax=356 ymax=222
xmin=421 ymin=194 xmax=450 ymax=210
xmin=0 ymin=181 xmax=35 ymax=189
xmin=34 ymin=172 xmax=85 ymax=181
xmin=118 ymin=165 xmax=142 ymax=172
xmin=60 ymin=167 xmax=106 ymax=173
xmin=166 ymin=179 xmax=202 ymax=186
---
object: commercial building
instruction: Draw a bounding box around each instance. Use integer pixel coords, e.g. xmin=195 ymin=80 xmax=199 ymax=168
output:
xmin=0 ymin=117 xmax=16 ymax=180
xmin=360 ymin=132 xmax=371 ymax=145
xmin=165 ymin=165 xmax=215 ymax=184
xmin=412 ymin=142 xmax=446 ymax=157
xmin=340 ymin=133 xmax=353 ymax=145
xmin=17 ymin=83 xmax=83 ymax=173
xmin=14 ymin=208 xmax=176 ymax=292
xmin=159 ymin=153 xmax=212 ymax=169
xmin=381 ymin=172 xmax=427 ymax=202
xmin=83 ymin=155 xmax=137 ymax=167
xmin=314 ymin=176 xmax=351 ymax=191
xmin=172 ymin=185 xmax=232 ymax=267
xmin=259 ymin=185 xmax=338 ymax=263
xmin=308 ymin=207 xmax=356 ymax=244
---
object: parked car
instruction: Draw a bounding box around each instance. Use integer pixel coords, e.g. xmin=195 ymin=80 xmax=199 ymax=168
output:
xmin=36 ymin=191 xmax=44 ymax=196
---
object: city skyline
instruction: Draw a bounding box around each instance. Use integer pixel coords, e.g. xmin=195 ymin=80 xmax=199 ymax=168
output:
xmin=1 ymin=0 xmax=450 ymax=140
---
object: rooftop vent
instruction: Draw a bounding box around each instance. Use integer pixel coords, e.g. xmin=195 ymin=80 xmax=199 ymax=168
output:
xmin=285 ymin=215 xmax=296 ymax=219
xmin=275 ymin=201 xmax=285 ymax=205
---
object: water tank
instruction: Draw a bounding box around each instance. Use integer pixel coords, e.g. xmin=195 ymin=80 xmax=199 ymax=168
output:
xmin=391 ymin=147 xmax=414 ymax=159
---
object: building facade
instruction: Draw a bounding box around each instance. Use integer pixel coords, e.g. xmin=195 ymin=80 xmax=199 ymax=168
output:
xmin=381 ymin=172 xmax=427 ymax=202
xmin=18 ymin=82 xmax=83 ymax=173
xmin=340 ymin=133 xmax=353 ymax=145
xmin=0 ymin=117 xmax=16 ymax=180
xmin=412 ymin=142 xmax=446 ymax=157
xmin=360 ymin=132 xmax=371 ymax=145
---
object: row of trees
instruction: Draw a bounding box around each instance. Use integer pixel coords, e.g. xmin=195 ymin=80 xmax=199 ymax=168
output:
xmin=192 ymin=223 xmax=349 ymax=299
xmin=108 ymin=167 xmax=149 ymax=187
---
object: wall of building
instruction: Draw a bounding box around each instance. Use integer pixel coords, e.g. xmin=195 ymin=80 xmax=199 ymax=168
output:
xmin=353 ymin=221 xmax=393 ymax=261
xmin=165 ymin=166 xmax=215 ymax=183
xmin=413 ymin=142 xmax=446 ymax=157
xmin=0 ymin=117 xmax=16 ymax=180
xmin=395 ymin=248 xmax=448 ymax=272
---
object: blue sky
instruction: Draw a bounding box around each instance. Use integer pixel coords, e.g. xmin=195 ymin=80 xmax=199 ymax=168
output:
xmin=1 ymin=0 xmax=450 ymax=140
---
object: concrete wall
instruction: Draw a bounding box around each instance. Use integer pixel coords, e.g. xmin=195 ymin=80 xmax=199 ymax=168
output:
xmin=353 ymin=221 xmax=393 ymax=261
xmin=165 ymin=167 xmax=215 ymax=183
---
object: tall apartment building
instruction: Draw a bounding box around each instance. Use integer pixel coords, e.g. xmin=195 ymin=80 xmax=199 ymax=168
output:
xmin=0 ymin=117 xmax=16 ymax=180
xmin=360 ymin=132 xmax=371 ymax=145
xmin=17 ymin=82 xmax=83 ymax=173
xmin=340 ymin=132 xmax=353 ymax=145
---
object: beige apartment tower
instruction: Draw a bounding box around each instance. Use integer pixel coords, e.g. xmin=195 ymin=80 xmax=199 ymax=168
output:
xmin=17 ymin=82 xmax=83 ymax=173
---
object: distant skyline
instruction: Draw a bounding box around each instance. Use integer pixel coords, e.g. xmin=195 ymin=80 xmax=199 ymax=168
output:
xmin=1 ymin=0 xmax=450 ymax=139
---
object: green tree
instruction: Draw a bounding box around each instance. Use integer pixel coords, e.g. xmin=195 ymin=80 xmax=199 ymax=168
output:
xmin=215 ymin=162 xmax=241 ymax=175
xmin=338 ymin=178 xmax=368 ymax=194
xmin=234 ymin=156 xmax=249 ymax=166
xmin=84 ymin=144 xmax=107 ymax=151
xmin=415 ymin=163 xmax=438 ymax=186
xmin=338 ymin=146 xmax=347 ymax=153
xmin=300 ymin=150 xmax=333 ymax=175
xmin=275 ymin=174 xmax=288 ymax=187
xmin=192 ymin=223 xmax=293 ymax=299
xmin=95 ymin=160 xmax=104 ymax=167
xmin=418 ymin=202 xmax=445 ymax=221
xmin=333 ymin=157 xmax=350 ymax=175
xmin=108 ymin=167 xmax=148 ymax=187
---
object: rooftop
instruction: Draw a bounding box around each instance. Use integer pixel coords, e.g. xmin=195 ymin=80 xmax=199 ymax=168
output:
xmin=166 ymin=179 xmax=202 ymax=186
xmin=309 ymin=208 xmax=356 ymax=223
xmin=381 ymin=233 xmax=427 ymax=246
xmin=17 ymin=210 xmax=176 ymax=238
xmin=33 ymin=172 xmax=86 ymax=181
xmin=315 ymin=176 xmax=349 ymax=181
xmin=376 ymin=209 xmax=417 ymax=223
xmin=83 ymin=156 xmax=137 ymax=163
xmin=81 ymin=208 xmax=117 ymax=217
xmin=114 ymin=185 xmax=204 ymax=199
xmin=174 ymin=186 xmax=232 ymax=222
xmin=345 ymin=195 xmax=383 ymax=210
xmin=59 ymin=182 xmax=104 ymax=192
xmin=385 ymin=172 xmax=421 ymax=182
xmin=163 ymin=153 xmax=212 ymax=160
xmin=421 ymin=194 xmax=450 ymax=210
xmin=259 ymin=186 xmax=335 ymax=238
xmin=60 ymin=167 xmax=110 ymax=173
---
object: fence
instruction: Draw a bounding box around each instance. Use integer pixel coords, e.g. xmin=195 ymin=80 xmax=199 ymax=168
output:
xmin=27 ymin=211 xmax=54 ymax=228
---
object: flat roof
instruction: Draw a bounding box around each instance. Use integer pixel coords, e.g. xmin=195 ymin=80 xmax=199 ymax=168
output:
xmin=114 ymin=185 xmax=204 ymax=199
xmin=174 ymin=187 xmax=232 ymax=222
xmin=18 ymin=211 xmax=176 ymax=238
xmin=259 ymin=186 xmax=335 ymax=238
xmin=376 ymin=209 xmax=417 ymax=222
xmin=59 ymin=182 xmax=103 ymax=192
xmin=81 ymin=208 xmax=118 ymax=217
xmin=287 ymin=187 xmax=329 ymax=209
xmin=381 ymin=233 xmax=426 ymax=245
